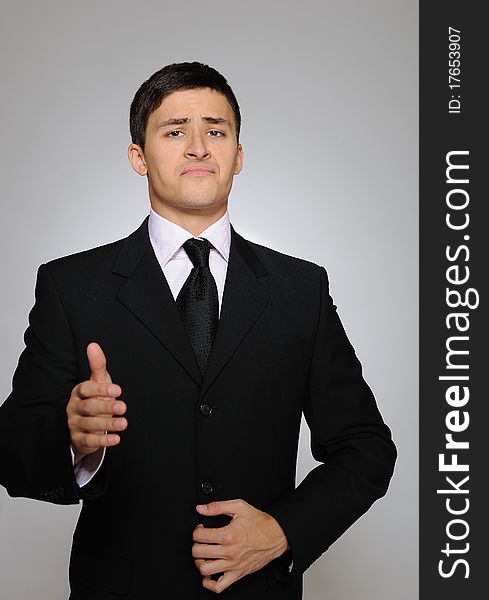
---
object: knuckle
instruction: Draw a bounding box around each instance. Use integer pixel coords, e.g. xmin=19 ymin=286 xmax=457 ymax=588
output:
xmin=91 ymin=416 xmax=104 ymax=432
xmin=79 ymin=399 xmax=91 ymax=416
xmin=78 ymin=382 xmax=89 ymax=398
xmin=75 ymin=400 xmax=90 ymax=417
xmin=99 ymin=383 xmax=109 ymax=397
xmin=77 ymin=433 xmax=87 ymax=448
xmin=71 ymin=433 xmax=82 ymax=447
xmin=75 ymin=414 xmax=87 ymax=430
xmin=105 ymin=399 xmax=116 ymax=413
xmin=81 ymin=433 xmax=92 ymax=447
xmin=66 ymin=402 xmax=77 ymax=417
xmin=84 ymin=433 xmax=97 ymax=448
xmin=224 ymin=531 xmax=234 ymax=545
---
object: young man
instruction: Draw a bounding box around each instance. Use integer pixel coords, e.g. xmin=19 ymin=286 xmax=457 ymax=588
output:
xmin=0 ymin=62 xmax=397 ymax=599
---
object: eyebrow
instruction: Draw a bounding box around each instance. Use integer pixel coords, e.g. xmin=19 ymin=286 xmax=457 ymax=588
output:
xmin=157 ymin=116 xmax=231 ymax=128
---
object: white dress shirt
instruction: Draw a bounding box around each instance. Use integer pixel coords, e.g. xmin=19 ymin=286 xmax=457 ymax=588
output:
xmin=74 ymin=208 xmax=231 ymax=486
xmin=149 ymin=207 xmax=230 ymax=315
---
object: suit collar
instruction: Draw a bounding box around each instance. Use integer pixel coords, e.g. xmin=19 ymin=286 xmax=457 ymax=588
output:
xmin=112 ymin=218 xmax=270 ymax=395
xmin=112 ymin=217 xmax=151 ymax=278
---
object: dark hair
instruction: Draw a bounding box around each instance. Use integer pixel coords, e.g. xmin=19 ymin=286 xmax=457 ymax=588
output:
xmin=129 ymin=62 xmax=241 ymax=148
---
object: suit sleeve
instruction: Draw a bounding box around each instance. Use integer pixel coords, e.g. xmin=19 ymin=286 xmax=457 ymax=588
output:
xmin=0 ymin=263 xmax=83 ymax=504
xmin=266 ymin=266 xmax=397 ymax=578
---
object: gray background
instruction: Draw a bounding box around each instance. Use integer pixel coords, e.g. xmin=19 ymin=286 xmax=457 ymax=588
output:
xmin=0 ymin=1 xmax=418 ymax=599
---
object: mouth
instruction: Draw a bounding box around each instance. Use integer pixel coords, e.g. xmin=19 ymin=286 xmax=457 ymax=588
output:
xmin=181 ymin=167 xmax=215 ymax=177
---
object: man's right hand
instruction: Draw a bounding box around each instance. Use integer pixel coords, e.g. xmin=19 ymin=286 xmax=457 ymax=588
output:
xmin=67 ymin=342 xmax=127 ymax=466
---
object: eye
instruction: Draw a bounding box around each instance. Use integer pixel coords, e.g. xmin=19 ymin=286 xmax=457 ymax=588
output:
xmin=208 ymin=130 xmax=224 ymax=137
xmin=167 ymin=130 xmax=184 ymax=137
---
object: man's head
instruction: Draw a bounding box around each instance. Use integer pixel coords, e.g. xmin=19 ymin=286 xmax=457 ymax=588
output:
xmin=129 ymin=62 xmax=241 ymax=150
xmin=128 ymin=62 xmax=243 ymax=228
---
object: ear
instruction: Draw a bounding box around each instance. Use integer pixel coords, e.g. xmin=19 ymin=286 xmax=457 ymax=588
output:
xmin=128 ymin=143 xmax=148 ymax=176
xmin=234 ymin=143 xmax=244 ymax=175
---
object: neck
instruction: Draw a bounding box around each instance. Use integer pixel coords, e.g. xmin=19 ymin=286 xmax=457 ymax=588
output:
xmin=150 ymin=202 xmax=228 ymax=236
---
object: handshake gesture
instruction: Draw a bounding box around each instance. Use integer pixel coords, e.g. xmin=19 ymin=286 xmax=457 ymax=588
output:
xmin=66 ymin=342 xmax=127 ymax=466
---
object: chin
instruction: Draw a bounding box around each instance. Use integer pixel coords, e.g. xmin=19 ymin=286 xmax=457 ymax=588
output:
xmin=178 ymin=195 xmax=224 ymax=210
xmin=185 ymin=202 xmax=224 ymax=212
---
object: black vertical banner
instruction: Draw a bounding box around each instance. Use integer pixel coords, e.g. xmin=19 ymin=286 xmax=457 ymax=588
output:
xmin=420 ymin=3 xmax=487 ymax=599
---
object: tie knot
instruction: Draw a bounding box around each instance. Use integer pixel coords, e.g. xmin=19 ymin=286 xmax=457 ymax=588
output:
xmin=183 ymin=238 xmax=212 ymax=268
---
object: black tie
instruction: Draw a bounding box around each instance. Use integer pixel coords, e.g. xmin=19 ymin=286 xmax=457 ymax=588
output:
xmin=176 ymin=238 xmax=219 ymax=375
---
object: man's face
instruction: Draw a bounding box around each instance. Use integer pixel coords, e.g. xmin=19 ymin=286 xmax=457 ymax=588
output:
xmin=128 ymin=87 xmax=243 ymax=216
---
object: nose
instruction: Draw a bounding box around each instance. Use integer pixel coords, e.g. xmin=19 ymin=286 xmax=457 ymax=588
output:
xmin=184 ymin=128 xmax=210 ymax=160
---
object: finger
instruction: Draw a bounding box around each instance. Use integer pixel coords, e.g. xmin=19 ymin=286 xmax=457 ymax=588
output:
xmin=87 ymin=342 xmax=112 ymax=384
xmin=202 ymin=570 xmax=238 ymax=593
xmin=196 ymin=499 xmax=247 ymax=518
xmin=76 ymin=415 xmax=128 ymax=433
xmin=72 ymin=431 xmax=121 ymax=451
xmin=77 ymin=380 xmax=121 ymax=401
xmin=192 ymin=542 xmax=228 ymax=560
xmin=76 ymin=396 xmax=126 ymax=417
xmin=194 ymin=558 xmax=229 ymax=577
xmin=192 ymin=525 xmax=231 ymax=545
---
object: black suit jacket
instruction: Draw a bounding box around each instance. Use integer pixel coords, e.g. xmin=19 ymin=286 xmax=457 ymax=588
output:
xmin=0 ymin=219 xmax=396 ymax=599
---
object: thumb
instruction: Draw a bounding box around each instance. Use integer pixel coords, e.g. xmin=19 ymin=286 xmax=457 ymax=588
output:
xmin=196 ymin=500 xmax=241 ymax=517
xmin=87 ymin=342 xmax=112 ymax=384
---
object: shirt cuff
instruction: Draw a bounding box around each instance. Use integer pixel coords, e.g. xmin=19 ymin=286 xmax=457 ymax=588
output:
xmin=71 ymin=446 xmax=106 ymax=487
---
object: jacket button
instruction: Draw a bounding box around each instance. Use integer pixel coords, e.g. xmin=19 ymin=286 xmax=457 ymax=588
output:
xmin=199 ymin=403 xmax=213 ymax=416
xmin=201 ymin=481 xmax=213 ymax=494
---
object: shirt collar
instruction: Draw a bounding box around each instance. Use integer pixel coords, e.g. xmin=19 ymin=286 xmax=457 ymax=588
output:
xmin=148 ymin=207 xmax=231 ymax=267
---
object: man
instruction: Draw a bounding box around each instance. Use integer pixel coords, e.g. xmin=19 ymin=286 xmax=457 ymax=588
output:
xmin=0 ymin=62 xmax=396 ymax=599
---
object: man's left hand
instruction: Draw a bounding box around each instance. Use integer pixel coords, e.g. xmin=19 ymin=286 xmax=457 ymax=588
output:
xmin=192 ymin=499 xmax=290 ymax=593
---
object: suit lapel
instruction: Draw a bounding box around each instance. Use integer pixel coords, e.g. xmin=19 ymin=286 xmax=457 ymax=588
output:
xmin=200 ymin=225 xmax=270 ymax=398
xmin=111 ymin=219 xmax=270 ymax=396
xmin=113 ymin=218 xmax=203 ymax=387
